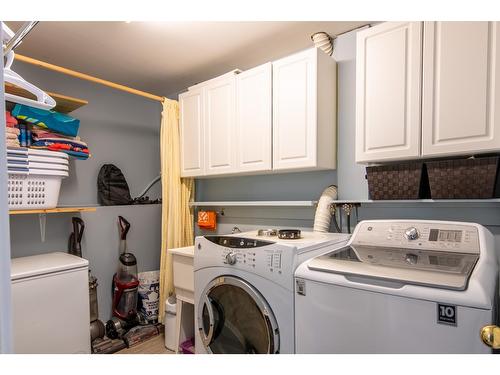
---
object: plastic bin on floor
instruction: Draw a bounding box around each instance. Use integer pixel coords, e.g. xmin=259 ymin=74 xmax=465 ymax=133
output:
xmin=180 ymin=338 xmax=195 ymax=354
xmin=164 ymin=297 xmax=177 ymax=351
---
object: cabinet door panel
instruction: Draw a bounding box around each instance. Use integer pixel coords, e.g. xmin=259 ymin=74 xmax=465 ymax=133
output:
xmin=204 ymin=78 xmax=236 ymax=175
xmin=180 ymin=88 xmax=204 ymax=177
xmin=356 ymin=22 xmax=422 ymax=163
xmin=422 ymin=22 xmax=500 ymax=156
xmin=273 ymin=49 xmax=316 ymax=170
xmin=236 ymin=63 xmax=272 ymax=172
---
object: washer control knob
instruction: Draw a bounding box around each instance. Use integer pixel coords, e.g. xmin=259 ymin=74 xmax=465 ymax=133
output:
xmin=405 ymin=253 xmax=419 ymax=265
xmin=225 ymin=252 xmax=237 ymax=265
xmin=404 ymin=227 xmax=419 ymax=241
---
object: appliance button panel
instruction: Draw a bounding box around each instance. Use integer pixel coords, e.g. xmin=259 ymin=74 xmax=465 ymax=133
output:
xmin=266 ymin=249 xmax=283 ymax=273
xmin=221 ymin=248 xmax=257 ymax=267
xmin=206 ymin=236 xmax=273 ymax=248
xmin=354 ymin=222 xmax=480 ymax=254
xmin=212 ymin=241 xmax=290 ymax=279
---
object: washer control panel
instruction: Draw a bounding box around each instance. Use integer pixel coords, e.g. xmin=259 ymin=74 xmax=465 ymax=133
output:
xmin=353 ymin=221 xmax=480 ymax=254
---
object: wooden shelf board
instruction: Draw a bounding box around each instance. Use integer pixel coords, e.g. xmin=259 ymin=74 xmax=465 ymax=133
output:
xmin=5 ymin=82 xmax=88 ymax=113
xmin=9 ymin=207 xmax=97 ymax=215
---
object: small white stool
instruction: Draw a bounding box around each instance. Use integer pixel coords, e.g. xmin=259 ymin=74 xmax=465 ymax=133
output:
xmin=170 ymin=246 xmax=195 ymax=353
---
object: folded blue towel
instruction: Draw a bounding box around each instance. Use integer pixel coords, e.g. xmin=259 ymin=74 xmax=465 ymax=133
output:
xmin=12 ymin=104 xmax=80 ymax=137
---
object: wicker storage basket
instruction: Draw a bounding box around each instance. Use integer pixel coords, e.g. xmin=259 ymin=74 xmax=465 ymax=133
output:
xmin=366 ymin=162 xmax=430 ymax=200
xmin=426 ymin=157 xmax=500 ymax=199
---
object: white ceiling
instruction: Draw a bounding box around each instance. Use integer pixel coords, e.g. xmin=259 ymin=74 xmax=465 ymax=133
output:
xmin=6 ymin=21 xmax=369 ymax=98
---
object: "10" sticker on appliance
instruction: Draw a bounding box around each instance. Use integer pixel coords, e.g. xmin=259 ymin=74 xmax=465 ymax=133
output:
xmin=437 ymin=303 xmax=457 ymax=326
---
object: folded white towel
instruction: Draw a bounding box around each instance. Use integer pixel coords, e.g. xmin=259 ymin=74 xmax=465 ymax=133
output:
xmin=6 ymin=139 xmax=20 ymax=147
xmin=5 ymin=127 xmax=20 ymax=135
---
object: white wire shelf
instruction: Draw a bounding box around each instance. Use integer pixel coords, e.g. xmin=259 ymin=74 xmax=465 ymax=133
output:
xmin=331 ymin=199 xmax=500 ymax=204
xmin=189 ymin=201 xmax=318 ymax=207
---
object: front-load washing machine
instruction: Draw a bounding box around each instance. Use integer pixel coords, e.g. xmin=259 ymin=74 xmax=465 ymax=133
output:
xmin=194 ymin=230 xmax=350 ymax=354
xmin=295 ymin=220 xmax=499 ymax=353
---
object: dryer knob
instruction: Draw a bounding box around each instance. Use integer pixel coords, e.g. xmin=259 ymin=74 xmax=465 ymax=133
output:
xmin=404 ymin=227 xmax=419 ymax=241
xmin=226 ymin=252 xmax=237 ymax=265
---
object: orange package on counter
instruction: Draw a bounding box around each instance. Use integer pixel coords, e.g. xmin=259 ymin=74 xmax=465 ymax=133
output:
xmin=197 ymin=210 xmax=217 ymax=231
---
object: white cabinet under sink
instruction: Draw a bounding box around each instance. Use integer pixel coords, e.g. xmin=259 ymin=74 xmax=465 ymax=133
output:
xmin=356 ymin=21 xmax=500 ymax=164
xmin=180 ymin=47 xmax=337 ymax=177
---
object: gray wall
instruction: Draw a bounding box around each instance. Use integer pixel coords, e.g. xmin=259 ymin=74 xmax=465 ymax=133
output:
xmin=13 ymin=62 xmax=162 ymax=204
xmin=9 ymin=205 xmax=161 ymax=322
xmin=8 ymin=62 xmax=163 ymax=322
xmin=195 ymin=28 xmax=361 ymax=235
xmin=194 ymin=27 xmax=500 ymax=262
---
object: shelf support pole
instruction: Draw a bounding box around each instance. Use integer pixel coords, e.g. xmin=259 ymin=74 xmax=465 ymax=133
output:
xmin=38 ymin=213 xmax=46 ymax=242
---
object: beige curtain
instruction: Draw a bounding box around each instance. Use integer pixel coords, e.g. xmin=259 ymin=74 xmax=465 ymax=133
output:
xmin=158 ymin=98 xmax=195 ymax=323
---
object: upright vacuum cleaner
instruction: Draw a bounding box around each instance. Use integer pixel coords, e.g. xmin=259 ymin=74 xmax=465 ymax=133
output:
xmin=106 ymin=216 xmax=140 ymax=339
xmin=68 ymin=217 xmax=106 ymax=349
xmin=105 ymin=216 xmax=160 ymax=349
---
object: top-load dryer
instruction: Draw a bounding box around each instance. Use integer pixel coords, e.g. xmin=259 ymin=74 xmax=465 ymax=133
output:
xmin=194 ymin=230 xmax=350 ymax=354
xmin=295 ymin=220 xmax=499 ymax=353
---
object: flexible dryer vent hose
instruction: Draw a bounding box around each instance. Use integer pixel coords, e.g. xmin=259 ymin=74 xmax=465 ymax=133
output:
xmin=313 ymin=185 xmax=338 ymax=232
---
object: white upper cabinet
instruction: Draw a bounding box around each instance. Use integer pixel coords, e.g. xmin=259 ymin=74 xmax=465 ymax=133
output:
xmin=180 ymin=87 xmax=204 ymax=177
xmin=204 ymin=76 xmax=237 ymax=175
xmin=273 ymin=48 xmax=337 ymax=171
xmin=356 ymin=22 xmax=423 ymax=163
xmin=236 ymin=63 xmax=272 ymax=172
xmin=179 ymin=48 xmax=337 ymax=177
xmin=422 ymin=22 xmax=500 ymax=157
xmin=356 ymin=21 xmax=500 ymax=164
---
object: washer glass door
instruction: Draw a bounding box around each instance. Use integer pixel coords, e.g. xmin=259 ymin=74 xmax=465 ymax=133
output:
xmin=198 ymin=276 xmax=279 ymax=354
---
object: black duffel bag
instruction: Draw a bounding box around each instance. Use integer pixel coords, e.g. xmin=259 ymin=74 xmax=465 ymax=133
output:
xmin=97 ymin=164 xmax=133 ymax=206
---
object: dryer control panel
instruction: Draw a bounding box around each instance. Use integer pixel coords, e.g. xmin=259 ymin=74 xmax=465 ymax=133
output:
xmin=218 ymin=246 xmax=284 ymax=274
xmin=202 ymin=236 xmax=288 ymax=278
xmin=352 ymin=221 xmax=480 ymax=254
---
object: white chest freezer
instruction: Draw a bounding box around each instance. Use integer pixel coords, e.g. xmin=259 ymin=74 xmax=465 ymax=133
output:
xmin=294 ymin=220 xmax=499 ymax=354
xmin=11 ymin=252 xmax=91 ymax=354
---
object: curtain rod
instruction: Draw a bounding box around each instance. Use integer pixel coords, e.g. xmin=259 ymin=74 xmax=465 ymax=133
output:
xmin=14 ymin=53 xmax=165 ymax=103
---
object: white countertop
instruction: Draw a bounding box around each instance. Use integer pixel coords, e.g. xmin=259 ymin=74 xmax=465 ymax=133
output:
xmin=169 ymin=245 xmax=194 ymax=258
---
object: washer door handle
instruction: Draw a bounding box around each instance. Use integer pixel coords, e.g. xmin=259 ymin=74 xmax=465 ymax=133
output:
xmin=199 ymin=295 xmax=215 ymax=347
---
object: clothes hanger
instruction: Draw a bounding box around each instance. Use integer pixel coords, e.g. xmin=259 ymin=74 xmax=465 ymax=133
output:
xmin=2 ymin=22 xmax=56 ymax=110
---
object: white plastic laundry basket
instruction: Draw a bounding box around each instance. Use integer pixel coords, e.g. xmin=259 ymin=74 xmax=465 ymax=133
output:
xmin=8 ymin=169 xmax=68 ymax=210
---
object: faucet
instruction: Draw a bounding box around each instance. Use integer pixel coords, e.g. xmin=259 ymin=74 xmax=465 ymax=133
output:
xmin=231 ymin=226 xmax=241 ymax=234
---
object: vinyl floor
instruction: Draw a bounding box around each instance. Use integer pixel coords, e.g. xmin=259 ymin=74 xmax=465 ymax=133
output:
xmin=116 ymin=332 xmax=175 ymax=354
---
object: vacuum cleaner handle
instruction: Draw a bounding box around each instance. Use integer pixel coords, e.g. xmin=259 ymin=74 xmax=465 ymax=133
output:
xmin=118 ymin=216 xmax=130 ymax=240
xmin=72 ymin=217 xmax=85 ymax=243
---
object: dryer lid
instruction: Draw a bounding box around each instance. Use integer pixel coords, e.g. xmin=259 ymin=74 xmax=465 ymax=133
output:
xmin=307 ymin=245 xmax=479 ymax=291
